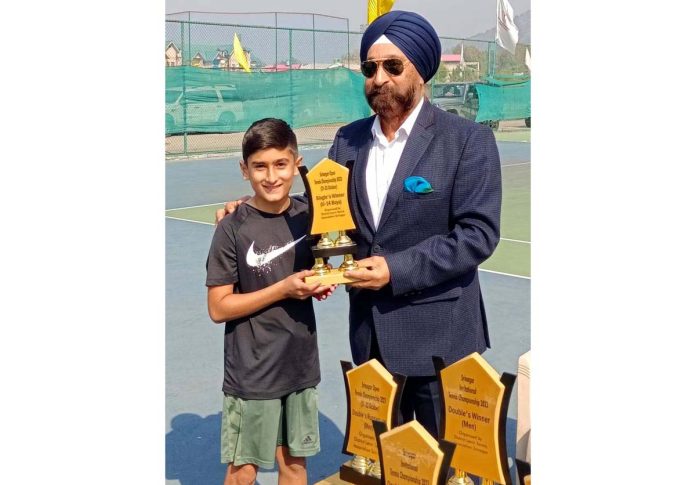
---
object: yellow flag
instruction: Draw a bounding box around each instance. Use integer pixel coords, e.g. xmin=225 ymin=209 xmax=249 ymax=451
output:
xmin=367 ymin=0 xmax=395 ymax=24
xmin=233 ymin=33 xmax=251 ymax=73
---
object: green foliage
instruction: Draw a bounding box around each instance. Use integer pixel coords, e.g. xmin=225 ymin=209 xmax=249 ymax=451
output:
xmin=433 ymin=62 xmax=450 ymax=83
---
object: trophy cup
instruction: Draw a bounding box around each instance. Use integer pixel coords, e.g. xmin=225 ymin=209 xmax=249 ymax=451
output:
xmin=298 ymin=158 xmax=360 ymax=285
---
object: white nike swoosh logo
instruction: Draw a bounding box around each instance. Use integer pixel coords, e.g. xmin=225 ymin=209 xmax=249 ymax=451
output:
xmin=246 ymin=236 xmax=306 ymax=268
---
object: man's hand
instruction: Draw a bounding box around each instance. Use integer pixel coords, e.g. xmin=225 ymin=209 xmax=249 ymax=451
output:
xmin=344 ymin=256 xmax=391 ymax=290
xmin=215 ymin=196 xmax=251 ymax=225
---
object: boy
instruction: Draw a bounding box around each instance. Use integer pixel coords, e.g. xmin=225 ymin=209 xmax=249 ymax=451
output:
xmin=206 ymin=118 xmax=331 ymax=485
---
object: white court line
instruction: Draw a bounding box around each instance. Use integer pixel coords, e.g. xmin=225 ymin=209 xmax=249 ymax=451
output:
xmin=166 ymin=192 xmax=305 ymax=212
xmin=166 ymin=216 xmax=530 ymax=243
xmin=502 ymin=161 xmax=530 ymax=168
xmin=165 ymin=216 xmax=531 ymax=279
xmin=480 ymin=269 xmax=530 ymax=280
xmin=166 ymin=215 xmax=214 ymax=225
xmin=165 ymin=218 xmax=531 ymax=244
xmin=501 ymin=237 xmax=530 ymax=244
xmin=166 ymin=202 xmax=225 ymax=211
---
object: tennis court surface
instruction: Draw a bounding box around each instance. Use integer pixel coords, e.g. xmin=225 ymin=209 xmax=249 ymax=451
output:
xmin=166 ymin=141 xmax=530 ymax=485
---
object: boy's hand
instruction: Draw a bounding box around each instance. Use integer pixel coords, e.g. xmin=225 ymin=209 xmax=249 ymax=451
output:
xmin=215 ymin=196 xmax=251 ymax=225
xmin=282 ymin=270 xmax=322 ymax=300
xmin=313 ymin=284 xmax=338 ymax=301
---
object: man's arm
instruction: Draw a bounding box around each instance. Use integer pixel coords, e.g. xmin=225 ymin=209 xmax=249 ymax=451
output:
xmin=207 ymin=270 xmax=324 ymax=323
xmin=346 ymin=125 xmax=501 ymax=295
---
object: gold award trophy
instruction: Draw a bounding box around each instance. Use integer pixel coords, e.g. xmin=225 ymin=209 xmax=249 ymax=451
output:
xmin=434 ymin=353 xmax=516 ymax=485
xmin=339 ymin=359 xmax=405 ymax=485
xmin=373 ymin=420 xmax=455 ymax=485
xmin=298 ymin=158 xmax=359 ymax=285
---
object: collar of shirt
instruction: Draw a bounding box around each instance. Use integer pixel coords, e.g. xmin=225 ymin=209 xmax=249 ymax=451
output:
xmin=370 ymin=96 xmax=425 ymax=146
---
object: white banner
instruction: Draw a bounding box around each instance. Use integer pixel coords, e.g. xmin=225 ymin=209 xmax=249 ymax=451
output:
xmin=525 ymin=47 xmax=531 ymax=71
xmin=496 ymin=0 xmax=519 ymax=55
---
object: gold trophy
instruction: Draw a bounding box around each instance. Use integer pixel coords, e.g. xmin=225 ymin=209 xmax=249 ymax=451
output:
xmin=339 ymin=360 xmax=406 ymax=485
xmin=434 ymin=354 xmax=517 ymax=485
xmin=373 ymin=420 xmax=455 ymax=485
xmin=299 ymin=158 xmax=360 ymax=285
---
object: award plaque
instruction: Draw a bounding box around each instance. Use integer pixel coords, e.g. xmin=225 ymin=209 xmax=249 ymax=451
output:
xmin=299 ymin=158 xmax=360 ymax=285
xmin=373 ymin=420 xmax=455 ymax=485
xmin=340 ymin=359 xmax=406 ymax=485
xmin=434 ymin=353 xmax=516 ymax=485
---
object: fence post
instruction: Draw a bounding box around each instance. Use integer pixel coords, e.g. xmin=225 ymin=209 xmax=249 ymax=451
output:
xmin=346 ymin=19 xmax=350 ymax=69
xmin=182 ymin=60 xmax=188 ymax=157
xmin=289 ymin=29 xmax=294 ymax=125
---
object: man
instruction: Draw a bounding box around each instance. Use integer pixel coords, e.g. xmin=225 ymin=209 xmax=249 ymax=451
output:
xmin=219 ymin=10 xmax=501 ymax=439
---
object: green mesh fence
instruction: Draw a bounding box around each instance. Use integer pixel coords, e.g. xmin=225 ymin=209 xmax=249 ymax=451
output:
xmin=165 ymin=15 xmax=530 ymax=158
xmin=165 ymin=66 xmax=370 ymax=135
xmin=467 ymin=79 xmax=531 ymax=123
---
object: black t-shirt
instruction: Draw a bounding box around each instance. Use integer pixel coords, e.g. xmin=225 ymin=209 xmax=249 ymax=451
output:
xmin=206 ymin=199 xmax=320 ymax=399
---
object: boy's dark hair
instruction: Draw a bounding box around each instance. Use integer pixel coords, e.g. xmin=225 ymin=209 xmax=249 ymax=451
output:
xmin=242 ymin=118 xmax=298 ymax=162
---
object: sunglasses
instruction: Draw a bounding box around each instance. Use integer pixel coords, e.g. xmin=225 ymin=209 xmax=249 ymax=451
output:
xmin=360 ymin=58 xmax=409 ymax=78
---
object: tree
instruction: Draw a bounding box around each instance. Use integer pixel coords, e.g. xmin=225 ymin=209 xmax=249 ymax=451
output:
xmin=433 ymin=62 xmax=449 ymax=83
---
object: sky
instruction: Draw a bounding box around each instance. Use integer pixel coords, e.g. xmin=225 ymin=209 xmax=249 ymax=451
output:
xmin=165 ymin=0 xmax=531 ymax=39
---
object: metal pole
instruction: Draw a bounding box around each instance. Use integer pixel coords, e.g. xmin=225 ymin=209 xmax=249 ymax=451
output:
xmin=346 ymin=18 xmax=350 ymax=69
xmin=275 ymin=12 xmax=278 ymax=71
xmin=313 ymin=14 xmax=316 ymax=69
xmin=180 ymin=22 xmax=185 ymax=65
xmin=182 ymin=48 xmax=188 ymax=156
xmin=289 ymin=29 xmax=294 ymax=125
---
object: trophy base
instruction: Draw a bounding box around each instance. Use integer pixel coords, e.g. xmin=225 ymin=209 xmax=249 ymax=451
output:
xmin=306 ymin=269 xmax=359 ymax=286
xmin=339 ymin=463 xmax=381 ymax=485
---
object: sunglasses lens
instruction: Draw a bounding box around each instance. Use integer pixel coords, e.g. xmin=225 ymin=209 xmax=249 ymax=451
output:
xmin=383 ymin=59 xmax=404 ymax=76
xmin=361 ymin=61 xmax=377 ymax=78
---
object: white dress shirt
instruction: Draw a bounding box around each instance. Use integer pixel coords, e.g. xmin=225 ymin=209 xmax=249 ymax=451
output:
xmin=366 ymin=96 xmax=424 ymax=228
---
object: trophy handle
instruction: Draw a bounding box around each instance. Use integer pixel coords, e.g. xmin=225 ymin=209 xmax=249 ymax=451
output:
xmin=497 ymin=373 xmax=516 ymax=485
xmin=344 ymin=159 xmax=358 ymax=236
xmin=297 ymin=165 xmax=315 ymax=242
xmin=437 ymin=440 xmax=456 ymax=485
xmin=340 ymin=360 xmax=355 ymax=456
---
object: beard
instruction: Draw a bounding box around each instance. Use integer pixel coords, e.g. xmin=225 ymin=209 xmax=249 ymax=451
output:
xmin=366 ymin=82 xmax=418 ymax=119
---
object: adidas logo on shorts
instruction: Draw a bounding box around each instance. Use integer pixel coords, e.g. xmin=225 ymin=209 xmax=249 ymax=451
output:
xmin=302 ymin=435 xmax=314 ymax=445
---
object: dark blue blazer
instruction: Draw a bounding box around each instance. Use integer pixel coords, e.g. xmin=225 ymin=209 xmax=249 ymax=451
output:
xmin=328 ymin=99 xmax=502 ymax=376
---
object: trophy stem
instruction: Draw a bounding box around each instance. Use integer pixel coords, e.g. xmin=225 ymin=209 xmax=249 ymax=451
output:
xmin=339 ymin=253 xmax=359 ymax=272
xmin=447 ymin=469 xmax=474 ymax=485
xmin=368 ymin=459 xmax=381 ymax=478
xmin=335 ymin=230 xmax=353 ymax=247
xmin=316 ymin=233 xmax=334 ymax=249
xmin=350 ymin=455 xmax=370 ymax=475
xmin=312 ymin=257 xmax=330 ymax=276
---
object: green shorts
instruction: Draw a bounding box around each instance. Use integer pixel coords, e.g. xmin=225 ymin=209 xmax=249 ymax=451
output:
xmin=221 ymin=387 xmax=320 ymax=468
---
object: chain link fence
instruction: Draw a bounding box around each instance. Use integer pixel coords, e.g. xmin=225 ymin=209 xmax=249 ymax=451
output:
xmin=165 ymin=13 xmax=530 ymax=159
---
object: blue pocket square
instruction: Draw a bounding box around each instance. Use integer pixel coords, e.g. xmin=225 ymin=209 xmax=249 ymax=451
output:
xmin=404 ymin=176 xmax=433 ymax=194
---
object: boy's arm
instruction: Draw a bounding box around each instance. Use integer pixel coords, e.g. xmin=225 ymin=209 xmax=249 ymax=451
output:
xmin=207 ymin=270 xmax=323 ymax=323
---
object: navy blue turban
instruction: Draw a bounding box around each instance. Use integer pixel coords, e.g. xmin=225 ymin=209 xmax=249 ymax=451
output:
xmin=360 ymin=10 xmax=442 ymax=83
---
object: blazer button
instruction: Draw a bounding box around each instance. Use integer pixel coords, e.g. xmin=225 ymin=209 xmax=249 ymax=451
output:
xmin=373 ymin=244 xmax=382 ymax=254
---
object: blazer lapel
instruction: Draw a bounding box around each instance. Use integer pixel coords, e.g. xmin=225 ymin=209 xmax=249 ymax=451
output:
xmin=376 ymin=100 xmax=435 ymax=232
xmin=352 ymin=126 xmax=376 ymax=235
